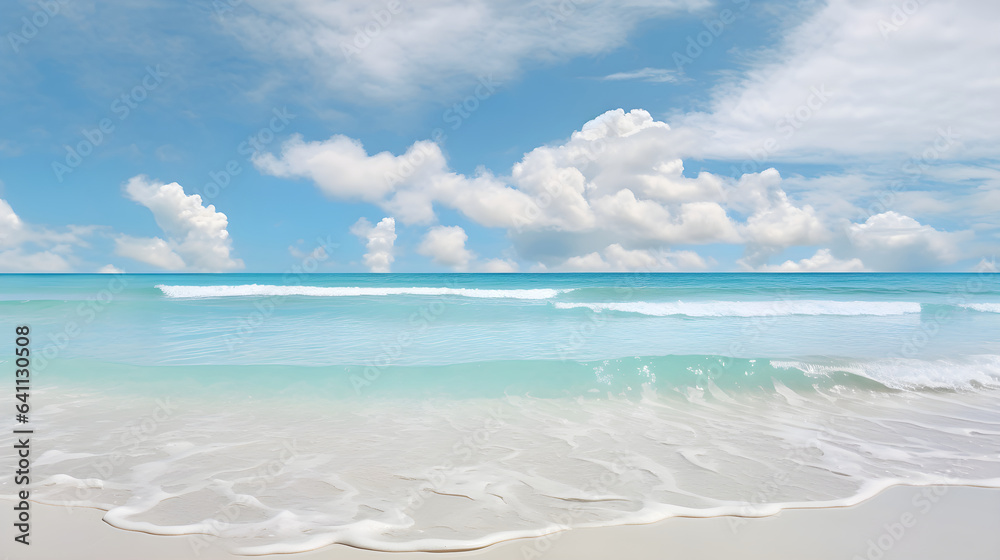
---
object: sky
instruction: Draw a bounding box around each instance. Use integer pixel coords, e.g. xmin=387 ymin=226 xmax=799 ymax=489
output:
xmin=1 ymin=0 xmax=998 ymax=273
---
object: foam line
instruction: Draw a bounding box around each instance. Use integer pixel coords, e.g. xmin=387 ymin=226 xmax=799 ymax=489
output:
xmin=156 ymin=284 xmax=571 ymax=300
xmin=553 ymin=300 xmax=921 ymax=317
xmin=960 ymin=303 xmax=1000 ymax=313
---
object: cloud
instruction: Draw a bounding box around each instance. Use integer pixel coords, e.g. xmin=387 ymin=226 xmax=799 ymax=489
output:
xmin=258 ymin=102 xmax=987 ymax=270
xmin=97 ymin=264 xmax=125 ymax=273
xmin=557 ymin=251 xmax=608 ymax=272
xmin=115 ymin=235 xmax=186 ymax=270
xmin=154 ymin=144 xmax=183 ymax=162
xmin=0 ymin=197 xmax=93 ymax=272
xmin=0 ymin=141 xmax=22 ymax=157
xmin=755 ymin=248 xmax=865 ymax=272
xmin=479 ymin=258 xmax=519 ymax=273
xmin=254 ymin=135 xmax=430 ymax=204
xmin=0 ymin=199 xmax=95 ymax=249
xmin=675 ymin=0 xmax=1000 ymax=161
xmin=555 ymin=243 xmax=710 ymax=272
xmin=737 ymin=170 xmax=827 ymax=247
xmin=418 ymin=225 xmax=475 ymax=271
xmin=223 ymin=0 xmax=708 ymax=104
xmin=258 ymin=108 xmax=840 ymax=269
xmin=0 ymin=248 xmax=72 ymax=272
xmin=0 ymin=199 xmax=25 ymax=247
xmin=350 ymin=217 xmax=396 ymax=272
xmin=846 ymin=211 xmax=971 ymax=270
xmin=601 ymin=67 xmax=679 ymax=83
xmin=973 ymin=257 xmax=998 ymax=273
xmin=732 ymin=168 xmax=829 ymax=267
xmin=256 ymin=109 xmax=727 ymax=238
xmin=242 ymin=0 xmax=993 ymax=271
xmin=120 ymin=176 xmax=244 ymax=272
xmin=288 ymin=239 xmax=335 ymax=263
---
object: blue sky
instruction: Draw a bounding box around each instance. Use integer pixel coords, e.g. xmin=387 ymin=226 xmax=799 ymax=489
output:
xmin=1 ymin=0 xmax=998 ymax=272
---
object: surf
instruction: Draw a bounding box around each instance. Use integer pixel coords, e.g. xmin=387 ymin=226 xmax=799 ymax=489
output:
xmin=156 ymin=284 xmax=572 ymax=299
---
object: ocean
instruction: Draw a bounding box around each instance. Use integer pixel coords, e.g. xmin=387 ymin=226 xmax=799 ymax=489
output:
xmin=2 ymin=272 xmax=999 ymax=553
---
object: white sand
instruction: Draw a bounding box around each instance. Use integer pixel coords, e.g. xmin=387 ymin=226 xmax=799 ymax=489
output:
xmin=3 ymin=485 xmax=998 ymax=559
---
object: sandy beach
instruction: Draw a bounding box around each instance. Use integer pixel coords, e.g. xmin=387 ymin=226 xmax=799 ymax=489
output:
xmin=5 ymin=0 xmax=1000 ymax=554
xmin=4 ymin=485 xmax=998 ymax=560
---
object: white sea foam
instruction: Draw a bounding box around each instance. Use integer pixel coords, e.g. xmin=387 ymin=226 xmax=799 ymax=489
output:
xmin=156 ymin=284 xmax=570 ymax=300
xmin=960 ymin=303 xmax=1000 ymax=313
xmin=553 ymin=300 xmax=921 ymax=317
xmin=15 ymin=385 xmax=1000 ymax=554
xmin=771 ymin=355 xmax=1000 ymax=390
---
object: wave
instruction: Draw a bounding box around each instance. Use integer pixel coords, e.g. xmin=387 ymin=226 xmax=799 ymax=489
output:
xmin=42 ymin=354 xmax=1000 ymax=399
xmin=771 ymin=355 xmax=1000 ymax=391
xmin=553 ymin=300 xmax=921 ymax=317
xmin=156 ymin=284 xmax=570 ymax=300
xmin=960 ymin=303 xmax=1000 ymax=313
xmin=21 ymin=355 xmax=1000 ymax=554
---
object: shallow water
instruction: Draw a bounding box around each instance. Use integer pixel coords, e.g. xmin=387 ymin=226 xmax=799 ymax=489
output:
xmin=1 ymin=273 xmax=999 ymax=552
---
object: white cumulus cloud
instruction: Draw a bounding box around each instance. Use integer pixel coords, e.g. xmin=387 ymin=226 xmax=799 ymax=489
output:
xmin=417 ymin=225 xmax=475 ymax=271
xmin=756 ymin=248 xmax=865 ymax=272
xmin=479 ymin=258 xmax=519 ymax=273
xmin=257 ymin=108 xmax=840 ymax=269
xmin=350 ymin=217 xmax=397 ymax=272
xmin=847 ymin=211 xmax=970 ymax=270
xmin=115 ymin=235 xmax=186 ymax=270
xmin=0 ymin=197 xmax=93 ymax=272
xmin=119 ymin=176 xmax=244 ymax=272
xmin=0 ymin=248 xmax=73 ymax=272
xmin=0 ymin=199 xmax=24 ymax=247
xmin=556 ymin=244 xmax=710 ymax=272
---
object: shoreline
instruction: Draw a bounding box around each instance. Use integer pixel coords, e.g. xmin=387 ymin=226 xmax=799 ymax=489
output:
xmin=3 ymin=484 xmax=999 ymax=559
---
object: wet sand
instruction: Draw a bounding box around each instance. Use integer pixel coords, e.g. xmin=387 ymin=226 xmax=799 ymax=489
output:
xmin=3 ymin=484 xmax=998 ymax=559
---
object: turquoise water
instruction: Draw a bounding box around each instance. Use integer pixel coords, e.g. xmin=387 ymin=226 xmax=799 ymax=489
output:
xmin=2 ymin=273 xmax=999 ymax=552
xmin=6 ymin=272 xmax=1000 ymax=380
